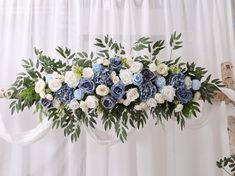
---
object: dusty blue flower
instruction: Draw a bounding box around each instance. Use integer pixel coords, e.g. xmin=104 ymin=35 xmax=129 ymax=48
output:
xmin=132 ymin=73 xmax=143 ymax=86
xmin=92 ymin=63 xmax=103 ymax=73
xmin=192 ymin=79 xmax=201 ymax=90
xmin=168 ymin=73 xmax=185 ymax=90
xmin=110 ymin=57 xmax=122 ymax=71
xmin=139 ymin=81 xmax=157 ymax=101
xmin=54 ymin=84 xmax=74 ymax=104
xmin=73 ymin=89 xmax=84 ymax=100
xmin=141 ymin=68 xmax=155 ymax=82
xmin=93 ymin=69 xmax=112 ymax=86
xmin=79 ymin=78 xmax=95 ymax=94
xmin=40 ymin=98 xmax=53 ymax=108
xmin=111 ymin=83 xmax=125 ymax=100
xmin=176 ymin=88 xmax=193 ymax=104
xmin=154 ymin=76 xmax=166 ymax=88
xmin=101 ymin=96 xmax=116 ymax=109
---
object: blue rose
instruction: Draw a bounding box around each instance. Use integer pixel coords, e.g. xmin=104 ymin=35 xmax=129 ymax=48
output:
xmin=92 ymin=63 xmax=103 ymax=73
xmin=132 ymin=73 xmax=143 ymax=86
xmin=141 ymin=68 xmax=155 ymax=82
xmin=73 ymin=89 xmax=84 ymax=100
xmin=45 ymin=74 xmax=53 ymax=83
xmin=79 ymin=78 xmax=95 ymax=94
xmin=154 ymin=76 xmax=166 ymax=88
xmin=111 ymin=83 xmax=125 ymax=100
xmin=93 ymin=69 xmax=112 ymax=86
xmin=101 ymin=96 xmax=116 ymax=109
xmin=110 ymin=57 xmax=122 ymax=71
xmin=168 ymin=73 xmax=185 ymax=90
xmin=139 ymin=81 xmax=157 ymax=101
xmin=192 ymin=79 xmax=201 ymax=90
xmin=54 ymin=84 xmax=74 ymax=104
xmin=40 ymin=98 xmax=52 ymax=108
xmin=176 ymin=88 xmax=193 ymax=104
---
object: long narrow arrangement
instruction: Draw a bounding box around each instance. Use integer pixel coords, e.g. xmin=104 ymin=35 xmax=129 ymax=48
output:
xmin=8 ymin=32 xmax=223 ymax=142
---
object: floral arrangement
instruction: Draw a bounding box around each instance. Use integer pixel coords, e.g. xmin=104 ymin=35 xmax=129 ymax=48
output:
xmin=8 ymin=32 xmax=223 ymax=142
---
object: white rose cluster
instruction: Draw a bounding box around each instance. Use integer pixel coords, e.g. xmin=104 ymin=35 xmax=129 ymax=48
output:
xmin=82 ymin=67 xmax=94 ymax=79
xmin=160 ymin=86 xmax=176 ymax=102
xmin=129 ymin=62 xmax=143 ymax=73
xmin=35 ymin=79 xmax=46 ymax=94
xmin=96 ymin=85 xmax=110 ymax=96
xmin=134 ymin=102 xmax=148 ymax=111
xmin=65 ymin=71 xmax=80 ymax=88
xmin=156 ymin=63 xmax=169 ymax=76
xmin=119 ymin=69 xmax=133 ymax=85
xmin=175 ymin=104 xmax=183 ymax=113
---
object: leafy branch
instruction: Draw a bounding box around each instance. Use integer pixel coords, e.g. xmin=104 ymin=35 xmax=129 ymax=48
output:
xmin=217 ymin=155 xmax=235 ymax=175
xmin=95 ymin=35 xmax=126 ymax=57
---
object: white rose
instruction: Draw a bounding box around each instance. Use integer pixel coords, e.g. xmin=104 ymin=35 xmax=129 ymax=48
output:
xmin=48 ymin=79 xmax=62 ymax=92
xmin=148 ymin=63 xmax=157 ymax=72
xmin=160 ymin=86 xmax=176 ymax=102
xmin=68 ymin=100 xmax=80 ymax=110
xmin=80 ymin=101 xmax=88 ymax=112
xmin=129 ymin=62 xmax=143 ymax=73
xmin=126 ymin=88 xmax=139 ymax=102
xmin=175 ymin=104 xmax=183 ymax=113
xmin=140 ymin=102 xmax=148 ymax=109
xmin=134 ymin=102 xmax=148 ymax=111
xmin=118 ymin=99 xmax=124 ymax=104
xmin=154 ymin=93 xmax=165 ymax=104
xmin=52 ymin=72 xmax=64 ymax=82
xmin=35 ymin=79 xmax=46 ymax=93
xmin=184 ymin=76 xmax=192 ymax=89
xmin=134 ymin=105 xmax=141 ymax=111
xmin=125 ymin=56 xmax=134 ymax=66
xmin=146 ymin=98 xmax=157 ymax=108
xmin=102 ymin=59 xmax=110 ymax=66
xmin=112 ymin=76 xmax=120 ymax=84
xmin=52 ymin=98 xmax=61 ymax=109
xmin=123 ymin=99 xmax=131 ymax=106
xmin=119 ymin=69 xmax=133 ymax=85
xmin=111 ymin=71 xmax=116 ymax=77
xmin=96 ymin=85 xmax=110 ymax=96
xmin=39 ymin=92 xmax=46 ymax=98
xmin=97 ymin=58 xmax=104 ymax=64
xmin=85 ymin=96 xmax=99 ymax=109
xmin=82 ymin=67 xmax=94 ymax=79
xmin=193 ymin=92 xmax=201 ymax=101
xmin=45 ymin=94 xmax=53 ymax=101
xmin=156 ymin=63 xmax=169 ymax=76
xmin=65 ymin=71 xmax=80 ymax=88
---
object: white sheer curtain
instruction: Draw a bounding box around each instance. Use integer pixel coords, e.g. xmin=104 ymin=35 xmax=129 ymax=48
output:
xmin=0 ymin=0 xmax=234 ymax=175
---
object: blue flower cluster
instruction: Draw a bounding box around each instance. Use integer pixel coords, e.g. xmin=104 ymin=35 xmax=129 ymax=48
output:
xmin=40 ymin=98 xmax=52 ymax=108
xmin=93 ymin=68 xmax=112 ymax=86
xmin=139 ymin=81 xmax=157 ymax=101
xmin=79 ymin=78 xmax=95 ymax=94
xmin=54 ymin=84 xmax=75 ymax=104
xmin=176 ymin=88 xmax=193 ymax=104
xmin=168 ymin=73 xmax=185 ymax=90
xmin=110 ymin=57 xmax=122 ymax=71
xmin=111 ymin=83 xmax=125 ymax=100
xmin=101 ymin=96 xmax=116 ymax=109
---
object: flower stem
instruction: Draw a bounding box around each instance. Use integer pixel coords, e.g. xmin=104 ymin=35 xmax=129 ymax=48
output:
xmin=222 ymin=167 xmax=232 ymax=176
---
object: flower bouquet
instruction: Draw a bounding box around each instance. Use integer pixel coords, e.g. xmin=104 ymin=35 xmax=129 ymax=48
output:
xmin=8 ymin=32 xmax=223 ymax=142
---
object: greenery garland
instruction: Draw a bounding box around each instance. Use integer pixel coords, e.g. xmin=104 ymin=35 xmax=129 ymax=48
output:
xmin=8 ymin=32 xmax=223 ymax=142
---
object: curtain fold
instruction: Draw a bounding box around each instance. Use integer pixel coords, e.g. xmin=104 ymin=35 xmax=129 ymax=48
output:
xmin=0 ymin=0 xmax=234 ymax=176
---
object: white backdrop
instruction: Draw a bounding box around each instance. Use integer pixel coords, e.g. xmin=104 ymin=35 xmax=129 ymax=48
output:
xmin=0 ymin=0 xmax=235 ymax=176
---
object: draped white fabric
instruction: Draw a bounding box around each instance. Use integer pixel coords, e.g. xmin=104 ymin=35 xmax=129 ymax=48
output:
xmin=0 ymin=0 xmax=234 ymax=176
